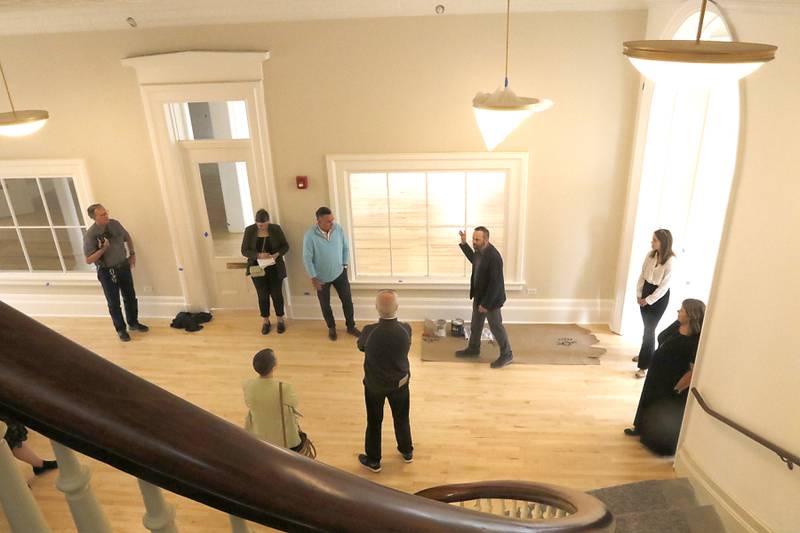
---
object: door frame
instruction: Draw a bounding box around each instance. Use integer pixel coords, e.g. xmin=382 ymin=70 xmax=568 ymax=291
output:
xmin=123 ymin=51 xmax=286 ymax=312
xmin=182 ymin=142 xmax=259 ymax=308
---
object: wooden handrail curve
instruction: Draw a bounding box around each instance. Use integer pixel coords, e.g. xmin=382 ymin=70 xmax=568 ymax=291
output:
xmin=417 ymin=480 xmax=602 ymax=513
xmin=690 ymin=388 xmax=799 ymax=471
xmin=0 ymin=301 xmax=613 ymax=532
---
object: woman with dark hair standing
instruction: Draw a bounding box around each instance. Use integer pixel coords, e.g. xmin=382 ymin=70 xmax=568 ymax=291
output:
xmin=634 ymin=229 xmax=676 ymax=378
xmin=241 ymin=209 xmax=289 ymax=334
xmin=625 ymin=299 xmax=705 ymax=453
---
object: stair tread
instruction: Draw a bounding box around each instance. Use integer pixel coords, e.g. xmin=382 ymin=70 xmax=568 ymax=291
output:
xmin=614 ymin=504 xmax=726 ymax=533
xmin=588 ymin=478 xmax=698 ymax=515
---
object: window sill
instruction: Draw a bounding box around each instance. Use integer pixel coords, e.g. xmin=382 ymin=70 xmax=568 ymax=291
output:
xmin=350 ymin=279 xmax=524 ymax=291
xmin=0 ymin=272 xmax=97 ymax=286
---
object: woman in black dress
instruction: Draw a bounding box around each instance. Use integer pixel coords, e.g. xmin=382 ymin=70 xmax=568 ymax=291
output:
xmin=1 ymin=414 xmax=58 ymax=475
xmin=634 ymin=229 xmax=676 ymax=378
xmin=241 ymin=209 xmax=289 ymax=334
xmin=625 ymin=298 xmax=705 ymax=439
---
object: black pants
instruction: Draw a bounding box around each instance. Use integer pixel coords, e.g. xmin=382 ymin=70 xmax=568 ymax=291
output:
xmin=97 ymin=263 xmax=138 ymax=332
xmin=251 ymin=275 xmax=285 ymax=317
xmin=316 ymin=270 xmax=355 ymax=329
xmin=364 ymin=384 xmax=413 ymax=463
xmin=638 ymin=282 xmax=669 ymax=369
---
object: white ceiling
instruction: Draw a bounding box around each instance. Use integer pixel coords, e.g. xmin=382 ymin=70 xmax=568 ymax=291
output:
xmin=0 ymin=0 xmax=798 ymax=36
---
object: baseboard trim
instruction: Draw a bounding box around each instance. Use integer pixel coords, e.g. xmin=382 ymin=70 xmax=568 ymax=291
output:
xmin=0 ymin=293 xmax=186 ymax=318
xmin=290 ymin=296 xmax=612 ymax=324
xmin=675 ymin=448 xmax=771 ymax=533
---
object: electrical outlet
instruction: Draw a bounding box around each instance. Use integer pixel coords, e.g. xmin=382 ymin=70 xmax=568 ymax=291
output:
xmin=527 ymin=288 xmax=538 ymax=295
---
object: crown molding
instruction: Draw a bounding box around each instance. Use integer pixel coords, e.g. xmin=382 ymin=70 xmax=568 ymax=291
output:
xmin=0 ymin=0 xmax=653 ymax=37
xmin=0 ymin=0 xmax=797 ymax=37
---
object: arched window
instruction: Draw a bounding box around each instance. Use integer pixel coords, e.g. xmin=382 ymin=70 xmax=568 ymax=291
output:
xmin=614 ymin=6 xmax=740 ymax=335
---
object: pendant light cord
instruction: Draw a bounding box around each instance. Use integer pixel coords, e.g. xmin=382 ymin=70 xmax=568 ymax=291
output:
xmin=504 ymin=0 xmax=511 ymax=88
xmin=0 ymin=62 xmax=17 ymax=117
xmin=695 ymin=0 xmax=708 ymax=43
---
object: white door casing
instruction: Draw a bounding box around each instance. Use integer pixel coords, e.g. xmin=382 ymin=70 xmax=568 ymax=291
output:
xmin=122 ymin=51 xmax=284 ymax=312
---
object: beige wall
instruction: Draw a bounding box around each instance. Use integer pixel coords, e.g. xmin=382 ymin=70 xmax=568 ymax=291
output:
xmin=639 ymin=4 xmax=800 ymax=532
xmin=0 ymin=10 xmax=645 ymax=307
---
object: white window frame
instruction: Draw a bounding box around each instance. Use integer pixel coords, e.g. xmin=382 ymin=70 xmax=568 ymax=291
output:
xmin=327 ymin=153 xmax=528 ymax=290
xmin=0 ymin=159 xmax=96 ymax=286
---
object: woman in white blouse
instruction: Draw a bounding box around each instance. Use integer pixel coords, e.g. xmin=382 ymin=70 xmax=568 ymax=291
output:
xmin=634 ymin=229 xmax=676 ymax=378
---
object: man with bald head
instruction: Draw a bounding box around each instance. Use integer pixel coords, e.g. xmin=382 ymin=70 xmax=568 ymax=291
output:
xmin=356 ymin=290 xmax=413 ymax=473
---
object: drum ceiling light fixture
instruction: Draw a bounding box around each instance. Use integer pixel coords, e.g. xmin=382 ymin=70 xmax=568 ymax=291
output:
xmin=0 ymin=60 xmax=49 ymax=137
xmin=623 ymin=0 xmax=777 ymax=86
xmin=473 ymin=0 xmax=552 ymax=151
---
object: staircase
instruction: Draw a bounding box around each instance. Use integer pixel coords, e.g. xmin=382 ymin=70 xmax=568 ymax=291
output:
xmin=588 ymin=479 xmax=726 ymax=533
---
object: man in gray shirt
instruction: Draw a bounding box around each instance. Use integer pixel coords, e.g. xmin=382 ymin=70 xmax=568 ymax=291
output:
xmin=83 ymin=204 xmax=148 ymax=342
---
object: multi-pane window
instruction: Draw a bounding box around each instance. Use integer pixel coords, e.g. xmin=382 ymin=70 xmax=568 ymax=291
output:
xmin=348 ymin=170 xmax=507 ymax=279
xmin=0 ymin=176 xmax=91 ymax=272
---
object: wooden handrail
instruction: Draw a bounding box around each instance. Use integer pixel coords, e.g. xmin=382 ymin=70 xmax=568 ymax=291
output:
xmin=0 ymin=300 xmax=612 ymax=532
xmin=417 ymin=480 xmax=599 ymax=513
xmin=690 ymin=388 xmax=799 ymax=471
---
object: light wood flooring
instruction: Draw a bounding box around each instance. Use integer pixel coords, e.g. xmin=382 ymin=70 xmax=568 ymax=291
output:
xmin=1 ymin=312 xmax=674 ymax=532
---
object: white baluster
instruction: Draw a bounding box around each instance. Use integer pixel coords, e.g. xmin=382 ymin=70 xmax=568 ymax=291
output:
xmin=137 ymin=479 xmax=178 ymax=533
xmin=228 ymin=514 xmax=251 ymax=533
xmin=0 ymin=422 xmax=51 ymax=533
xmin=500 ymin=499 xmax=509 ymax=517
xmin=523 ymin=502 xmax=534 ymax=519
xmin=50 ymin=440 xmax=112 ymax=533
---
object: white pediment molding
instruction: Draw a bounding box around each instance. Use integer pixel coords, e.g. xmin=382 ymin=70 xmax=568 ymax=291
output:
xmin=121 ymin=51 xmax=270 ymax=85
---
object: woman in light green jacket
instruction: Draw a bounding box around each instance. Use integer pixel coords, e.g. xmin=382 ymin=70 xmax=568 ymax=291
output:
xmin=243 ymin=349 xmax=301 ymax=450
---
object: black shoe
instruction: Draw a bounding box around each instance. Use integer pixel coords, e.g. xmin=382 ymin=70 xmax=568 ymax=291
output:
xmin=455 ymin=347 xmax=480 ymax=357
xmin=118 ymin=330 xmax=131 ymax=342
xmin=328 ymin=327 xmax=338 ymax=341
xmin=347 ymin=326 xmax=361 ymax=337
xmin=261 ymin=322 xmax=271 ymax=335
xmin=399 ymin=450 xmax=413 ymax=463
xmin=33 ymin=460 xmax=58 ymax=476
xmin=128 ymin=323 xmax=149 ymax=332
xmin=358 ymin=454 xmax=381 ymax=473
xmin=490 ymin=354 xmax=513 ymax=368
xmin=277 ymin=321 xmax=286 ymax=334
xmin=624 ymin=427 xmax=640 ymax=437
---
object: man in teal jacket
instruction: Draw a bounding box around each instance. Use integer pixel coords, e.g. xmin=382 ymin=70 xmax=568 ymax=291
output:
xmin=303 ymin=206 xmax=360 ymax=340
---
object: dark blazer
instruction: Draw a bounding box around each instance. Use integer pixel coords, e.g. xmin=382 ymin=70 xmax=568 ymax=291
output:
xmin=241 ymin=223 xmax=289 ymax=279
xmin=459 ymin=242 xmax=506 ymax=310
xmin=357 ymin=318 xmax=412 ymax=394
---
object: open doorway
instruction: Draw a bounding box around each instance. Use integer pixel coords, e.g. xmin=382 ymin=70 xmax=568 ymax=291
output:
xmin=613 ymin=7 xmax=739 ymax=337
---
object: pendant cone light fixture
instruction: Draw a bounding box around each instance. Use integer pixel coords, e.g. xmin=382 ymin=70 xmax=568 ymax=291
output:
xmin=623 ymin=0 xmax=776 ymax=86
xmin=473 ymin=0 xmax=552 ymax=151
xmin=0 ymin=61 xmax=49 ymax=137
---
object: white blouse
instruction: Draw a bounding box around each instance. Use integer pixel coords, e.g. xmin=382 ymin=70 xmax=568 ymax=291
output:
xmin=636 ymin=253 xmax=675 ymax=305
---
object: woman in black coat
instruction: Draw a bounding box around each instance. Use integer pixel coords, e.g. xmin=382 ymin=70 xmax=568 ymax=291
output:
xmin=241 ymin=209 xmax=289 ymax=334
xmin=625 ymin=299 xmax=706 ymax=444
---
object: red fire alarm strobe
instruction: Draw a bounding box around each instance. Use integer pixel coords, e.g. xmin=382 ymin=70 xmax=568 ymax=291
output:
xmin=296 ymin=176 xmax=308 ymax=189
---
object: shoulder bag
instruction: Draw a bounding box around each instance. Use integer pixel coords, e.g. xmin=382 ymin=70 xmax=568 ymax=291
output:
xmin=279 ymin=382 xmax=317 ymax=459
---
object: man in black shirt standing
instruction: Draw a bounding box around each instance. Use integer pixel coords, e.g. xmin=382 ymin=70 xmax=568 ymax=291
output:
xmin=456 ymin=226 xmax=513 ymax=368
xmin=356 ymin=289 xmax=413 ymax=473
xmin=83 ymin=204 xmax=148 ymax=342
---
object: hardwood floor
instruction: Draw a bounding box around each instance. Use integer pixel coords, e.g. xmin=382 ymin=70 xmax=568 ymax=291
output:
xmin=1 ymin=312 xmax=674 ymax=532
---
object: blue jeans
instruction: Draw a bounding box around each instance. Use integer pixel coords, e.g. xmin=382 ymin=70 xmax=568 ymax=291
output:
xmin=97 ymin=262 xmax=139 ymax=332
